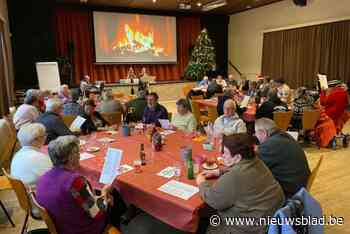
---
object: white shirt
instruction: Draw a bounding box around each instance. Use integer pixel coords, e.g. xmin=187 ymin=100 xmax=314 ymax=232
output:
xmin=213 ymin=114 xmax=247 ymax=136
xmin=11 ymin=146 xmax=52 ymax=188
xmin=13 ymin=104 xmax=40 ymax=130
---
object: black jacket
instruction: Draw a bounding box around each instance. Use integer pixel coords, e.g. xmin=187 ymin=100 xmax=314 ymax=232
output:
xmin=80 ymin=111 xmax=108 ymax=135
xmin=258 ymin=131 xmax=311 ymax=197
xmin=36 ymin=112 xmax=73 ymax=144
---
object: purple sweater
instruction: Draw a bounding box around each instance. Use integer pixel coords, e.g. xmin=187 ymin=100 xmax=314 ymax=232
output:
xmin=36 ymin=167 xmax=107 ymax=234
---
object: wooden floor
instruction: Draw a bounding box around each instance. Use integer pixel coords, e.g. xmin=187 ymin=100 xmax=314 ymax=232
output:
xmin=0 ymin=103 xmax=349 ymax=233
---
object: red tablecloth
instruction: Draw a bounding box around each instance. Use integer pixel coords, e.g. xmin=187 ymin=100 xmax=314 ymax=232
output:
xmin=54 ymin=131 xmax=218 ymax=233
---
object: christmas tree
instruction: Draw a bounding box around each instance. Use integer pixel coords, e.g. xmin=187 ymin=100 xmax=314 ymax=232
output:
xmin=184 ymin=28 xmax=216 ymax=81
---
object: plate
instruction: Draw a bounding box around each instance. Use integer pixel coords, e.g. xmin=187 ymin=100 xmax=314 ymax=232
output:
xmin=86 ymin=147 xmax=100 ymax=153
xmin=202 ymin=163 xmax=218 ymax=170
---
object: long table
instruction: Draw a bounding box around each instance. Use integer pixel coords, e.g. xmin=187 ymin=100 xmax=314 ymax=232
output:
xmin=77 ymin=130 xmax=218 ymax=233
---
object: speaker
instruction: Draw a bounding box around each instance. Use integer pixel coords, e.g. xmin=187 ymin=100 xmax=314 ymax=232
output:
xmin=293 ymin=0 xmax=307 ymax=6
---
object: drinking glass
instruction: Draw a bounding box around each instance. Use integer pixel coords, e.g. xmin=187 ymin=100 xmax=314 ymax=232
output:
xmin=174 ymin=162 xmax=182 ymax=180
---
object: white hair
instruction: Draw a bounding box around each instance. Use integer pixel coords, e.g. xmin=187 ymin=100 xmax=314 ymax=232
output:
xmin=48 ymin=135 xmax=79 ymax=166
xmin=17 ymin=123 xmax=46 ymax=146
xmin=223 ymin=99 xmax=236 ymax=110
xmin=60 ymin=84 xmax=69 ymax=92
xmin=46 ymin=98 xmax=63 ymax=112
xmin=255 ymin=118 xmax=278 ymax=136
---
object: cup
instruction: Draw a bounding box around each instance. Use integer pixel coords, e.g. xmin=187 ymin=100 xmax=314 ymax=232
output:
xmin=133 ymin=160 xmax=142 ymax=173
xmin=122 ymin=125 xmax=130 ymax=136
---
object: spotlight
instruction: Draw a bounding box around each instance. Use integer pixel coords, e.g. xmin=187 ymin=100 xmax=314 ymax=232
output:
xmin=197 ymin=2 xmax=202 ymax=7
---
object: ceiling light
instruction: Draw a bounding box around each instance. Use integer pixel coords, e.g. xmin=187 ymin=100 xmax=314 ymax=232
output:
xmin=197 ymin=2 xmax=202 ymax=7
xmin=152 ymin=0 xmax=157 ymax=3
xmin=202 ymin=0 xmax=227 ymax=11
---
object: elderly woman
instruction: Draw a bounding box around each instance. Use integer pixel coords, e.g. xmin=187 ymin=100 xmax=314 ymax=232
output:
xmin=170 ymin=99 xmax=197 ymax=133
xmin=196 ymin=134 xmax=285 ymax=234
xmin=213 ymin=99 xmax=247 ymax=137
xmin=10 ymin=123 xmax=52 ymax=189
xmin=63 ymin=88 xmax=83 ymax=116
xmin=13 ymin=89 xmax=41 ymax=130
xmin=80 ymin=99 xmax=108 ymax=134
xmin=97 ymin=90 xmax=123 ymax=114
xmin=36 ymin=136 xmax=122 ymax=234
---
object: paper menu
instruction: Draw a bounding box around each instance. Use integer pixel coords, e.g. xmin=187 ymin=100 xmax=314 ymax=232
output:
xmin=318 ymin=74 xmax=328 ymax=90
xmin=240 ymin=95 xmax=251 ymax=108
xmin=157 ymin=167 xmax=176 ymax=178
xmin=70 ymin=116 xmax=86 ymax=131
xmin=158 ymin=180 xmax=199 ymax=200
xmin=159 ymin=119 xmax=171 ymax=129
xmin=160 ymin=130 xmax=176 ymax=136
xmin=99 ymin=148 xmax=123 ymax=185
xmin=286 ymin=131 xmax=299 ymax=141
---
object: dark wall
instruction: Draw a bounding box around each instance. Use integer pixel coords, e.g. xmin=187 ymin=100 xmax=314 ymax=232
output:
xmin=201 ymin=15 xmax=229 ymax=77
xmin=7 ymin=0 xmax=57 ymax=90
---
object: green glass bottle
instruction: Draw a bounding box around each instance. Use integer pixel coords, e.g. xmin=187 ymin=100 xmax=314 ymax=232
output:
xmin=187 ymin=157 xmax=194 ymax=180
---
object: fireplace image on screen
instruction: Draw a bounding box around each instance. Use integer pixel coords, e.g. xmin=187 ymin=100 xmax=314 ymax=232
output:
xmin=93 ymin=12 xmax=177 ymax=64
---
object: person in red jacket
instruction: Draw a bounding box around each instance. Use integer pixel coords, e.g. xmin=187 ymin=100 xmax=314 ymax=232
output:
xmin=320 ymin=80 xmax=349 ymax=133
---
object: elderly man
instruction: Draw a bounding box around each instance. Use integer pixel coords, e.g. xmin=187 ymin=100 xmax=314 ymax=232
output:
xmin=255 ymin=118 xmax=311 ymax=198
xmin=214 ymin=99 xmax=247 ymax=137
xmin=97 ymin=90 xmax=123 ymax=114
xmin=10 ymin=123 xmax=52 ymax=188
xmin=142 ymin=92 xmax=168 ymax=126
xmin=36 ymin=98 xmax=73 ymax=144
xmin=13 ymin=89 xmax=40 ymax=130
xmin=36 ymin=136 xmax=125 ymax=234
xmin=58 ymin=84 xmax=71 ymax=104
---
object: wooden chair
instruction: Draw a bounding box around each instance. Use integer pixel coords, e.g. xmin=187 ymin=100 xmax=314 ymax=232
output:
xmin=306 ymin=155 xmax=324 ymax=191
xmin=31 ymin=193 xmax=121 ymax=234
xmin=168 ymin=112 xmax=172 ymax=121
xmin=62 ymin=115 xmax=76 ymax=128
xmin=0 ymin=175 xmax=15 ymax=227
xmin=190 ymin=100 xmax=210 ymax=124
xmin=182 ymin=84 xmax=195 ymax=97
xmin=302 ymin=109 xmax=320 ymax=131
xmin=273 ymin=111 xmax=293 ymax=131
xmin=2 ymin=168 xmax=42 ymax=234
xmin=207 ymin=106 xmax=218 ymax=123
xmin=101 ymin=112 xmax=122 ymax=126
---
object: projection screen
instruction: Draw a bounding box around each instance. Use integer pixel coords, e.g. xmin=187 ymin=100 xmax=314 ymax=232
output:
xmin=93 ymin=11 xmax=177 ymax=64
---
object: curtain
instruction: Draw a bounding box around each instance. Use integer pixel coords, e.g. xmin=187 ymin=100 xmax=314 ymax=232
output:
xmin=262 ymin=20 xmax=350 ymax=88
xmin=0 ymin=20 xmax=10 ymax=116
xmin=54 ymin=6 xmax=201 ymax=84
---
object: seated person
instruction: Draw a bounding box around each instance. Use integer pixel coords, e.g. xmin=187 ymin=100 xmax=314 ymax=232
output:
xmin=255 ymin=118 xmax=311 ymax=197
xmin=187 ymin=76 xmax=209 ymax=99
xmin=248 ymin=81 xmax=258 ymax=97
xmin=10 ymin=123 xmax=52 ymax=189
xmin=36 ymin=136 xmax=125 ymax=234
xmin=97 ymin=90 xmax=123 ymax=114
xmin=36 ymin=98 xmax=73 ymax=144
xmin=127 ymin=66 xmax=137 ymax=80
xmin=197 ymin=76 xmax=209 ymax=88
xmin=13 ymin=89 xmax=40 ymax=130
xmin=58 ymin=84 xmax=71 ymax=104
xmin=125 ymin=90 xmax=147 ymax=122
xmin=256 ymin=90 xmax=288 ymax=120
xmin=196 ymin=134 xmax=285 ymax=234
xmin=80 ymin=99 xmax=108 ymax=134
xmin=63 ymin=88 xmax=83 ymax=116
xmin=215 ymin=74 xmax=227 ymax=89
xmin=142 ymin=92 xmax=168 ymax=127
xmin=275 ymin=79 xmax=291 ymax=103
xmin=80 ymin=75 xmax=91 ymax=96
xmin=320 ymin=80 xmax=349 ymax=132
xmin=291 ymin=87 xmax=315 ymax=129
xmin=217 ymin=89 xmax=233 ymax=116
xmin=170 ymin=99 xmax=197 ymax=133
xmin=206 ymin=78 xmax=223 ymax=99
xmin=213 ymin=99 xmax=247 ymax=137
